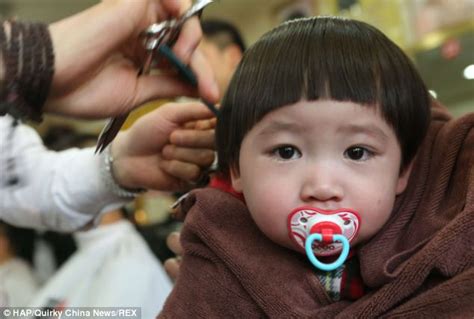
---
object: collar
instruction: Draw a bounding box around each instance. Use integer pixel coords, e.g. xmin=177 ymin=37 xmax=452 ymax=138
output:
xmin=209 ymin=175 xmax=245 ymax=201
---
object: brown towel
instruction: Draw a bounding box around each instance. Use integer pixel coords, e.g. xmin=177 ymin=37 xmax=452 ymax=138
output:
xmin=340 ymin=102 xmax=474 ymax=317
xmin=159 ymin=102 xmax=473 ymax=318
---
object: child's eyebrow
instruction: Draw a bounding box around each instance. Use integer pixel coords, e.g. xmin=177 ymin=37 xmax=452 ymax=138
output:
xmin=256 ymin=121 xmax=303 ymax=137
xmin=338 ymin=124 xmax=389 ymax=142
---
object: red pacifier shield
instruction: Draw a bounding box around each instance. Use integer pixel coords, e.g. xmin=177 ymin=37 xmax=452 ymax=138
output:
xmin=310 ymin=222 xmax=341 ymax=243
xmin=287 ymin=207 xmax=361 ymax=257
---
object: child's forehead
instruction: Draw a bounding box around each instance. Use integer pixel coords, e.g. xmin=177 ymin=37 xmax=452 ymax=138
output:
xmin=259 ymin=99 xmax=382 ymax=121
xmin=252 ymin=99 xmax=395 ymax=138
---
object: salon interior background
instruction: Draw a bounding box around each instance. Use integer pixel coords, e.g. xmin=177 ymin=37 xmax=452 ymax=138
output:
xmin=1 ymin=0 xmax=473 ymax=118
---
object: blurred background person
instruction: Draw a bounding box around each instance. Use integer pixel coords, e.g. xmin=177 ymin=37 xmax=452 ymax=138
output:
xmin=29 ymin=208 xmax=172 ymax=319
xmin=200 ymin=19 xmax=246 ymax=100
xmin=29 ymin=128 xmax=172 ymax=319
xmin=0 ymin=222 xmax=38 ymax=306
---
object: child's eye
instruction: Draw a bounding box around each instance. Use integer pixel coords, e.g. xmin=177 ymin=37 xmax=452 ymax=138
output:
xmin=271 ymin=145 xmax=302 ymax=160
xmin=344 ymin=146 xmax=374 ymax=161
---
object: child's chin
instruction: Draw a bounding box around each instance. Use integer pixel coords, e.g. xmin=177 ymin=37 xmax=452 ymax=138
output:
xmin=275 ymin=237 xmax=300 ymax=253
xmin=284 ymin=242 xmax=307 ymax=255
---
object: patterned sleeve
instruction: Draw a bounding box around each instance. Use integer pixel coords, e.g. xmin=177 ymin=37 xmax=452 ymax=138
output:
xmin=0 ymin=20 xmax=54 ymax=121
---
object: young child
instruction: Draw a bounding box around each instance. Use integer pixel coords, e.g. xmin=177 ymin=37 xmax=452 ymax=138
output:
xmin=160 ymin=17 xmax=473 ymax=318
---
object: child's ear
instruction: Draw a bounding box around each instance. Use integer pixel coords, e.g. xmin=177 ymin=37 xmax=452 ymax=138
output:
xmin=230 ymin=164 xmax=243 ymax=192
xmin=396 ymin=160 xmax=414 ymax=195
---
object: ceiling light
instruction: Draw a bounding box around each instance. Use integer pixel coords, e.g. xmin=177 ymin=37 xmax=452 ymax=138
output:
xmin=463 ymin=64 xmax=474 ymax=80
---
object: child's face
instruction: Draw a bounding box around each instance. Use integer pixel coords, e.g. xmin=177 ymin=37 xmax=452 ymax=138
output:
xmin=231 ymin=100 xmax=411 ymax=251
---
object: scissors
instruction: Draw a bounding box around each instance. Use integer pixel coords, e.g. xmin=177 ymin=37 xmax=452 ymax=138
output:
xmin=95 ymin=0 xmax=218 ymax=154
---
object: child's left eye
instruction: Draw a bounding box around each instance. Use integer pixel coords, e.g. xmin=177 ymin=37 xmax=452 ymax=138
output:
xmin=344 ymin=146 xmax=374 ymax=161
xmin=271 ymin=145 xmax=302 ymax=160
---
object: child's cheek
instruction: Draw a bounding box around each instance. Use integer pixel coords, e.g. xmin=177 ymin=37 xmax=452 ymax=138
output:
xmin=357 ymin=196 xmax=394 ymax=243
xmin=246 ymin=197 xmax=295 ymax=250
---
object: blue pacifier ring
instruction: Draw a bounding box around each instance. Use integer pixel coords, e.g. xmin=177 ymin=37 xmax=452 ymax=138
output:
xmin=305 ymin=234 xmax=350 ymax=271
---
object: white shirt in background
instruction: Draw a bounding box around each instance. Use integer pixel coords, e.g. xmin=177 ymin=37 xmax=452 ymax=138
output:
xmin=29 ymin=220 xmax=172 ymax=319
xmin=0 ymin=258 xmax=39 ymax=306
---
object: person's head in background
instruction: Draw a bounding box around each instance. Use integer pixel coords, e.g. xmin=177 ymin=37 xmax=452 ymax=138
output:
xmin=216 ymin=17 xmax=431 ymax=253
xmin=200 ymin=19 xmax=246 ymax=100
xmin=42 ymin=125 xmax=98 ymax=152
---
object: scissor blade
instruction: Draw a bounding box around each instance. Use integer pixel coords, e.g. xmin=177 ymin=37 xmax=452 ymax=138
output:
xmin=95 ymin=113 xmax=129 ymax=154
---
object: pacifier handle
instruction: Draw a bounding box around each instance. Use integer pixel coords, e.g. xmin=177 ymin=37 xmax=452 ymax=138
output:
xmin=305 ymin=233 xmax=350 ymax=271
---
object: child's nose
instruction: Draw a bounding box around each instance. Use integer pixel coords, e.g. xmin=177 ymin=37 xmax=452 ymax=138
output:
xmin=299 ymin=168 xmax=343 ymax=204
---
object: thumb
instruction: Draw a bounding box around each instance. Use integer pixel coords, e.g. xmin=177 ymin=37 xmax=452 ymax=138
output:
xmin=124 ymin=101 xmax=215 ymax=154
xmin=159 ymin=101 xmax=216 ymax=126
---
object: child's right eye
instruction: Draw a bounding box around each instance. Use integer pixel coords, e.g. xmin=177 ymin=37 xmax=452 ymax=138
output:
xmin=271 ymin=145 xmax=302 ymax=160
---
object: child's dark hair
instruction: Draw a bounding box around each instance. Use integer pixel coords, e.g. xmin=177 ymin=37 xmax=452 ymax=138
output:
xmin=216 ymin=17 xmax=431 ymax=174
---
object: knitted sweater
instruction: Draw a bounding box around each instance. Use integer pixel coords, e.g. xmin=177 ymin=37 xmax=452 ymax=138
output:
xmin=159 ymin=102 xmax=473 ymax=318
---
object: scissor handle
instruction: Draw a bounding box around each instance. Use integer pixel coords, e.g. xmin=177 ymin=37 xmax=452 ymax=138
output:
xmin=165 ymin=0 xmax=215 ymax=46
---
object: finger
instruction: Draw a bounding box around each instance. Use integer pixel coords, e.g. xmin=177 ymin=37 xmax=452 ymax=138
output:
xmin=123 ymin=155 xmax=189 ymax=192
xmin=164 ymin=258 xmax=181 ymax=280
xmin=160 ymin=0 xmax=220 ymax=102
xmin=160 ymin=0 xmax=191 ymax=17
xmin=170 ymin=128 xmax=215 ymax=148
xmin=195 ymin=118 xmax=217 ymax=130
xmin=173 ymin=16 xmax=202 ymax=63
xmin=183 ymin=118 xmax=216 ymax=130
xmin=124 ymin=102 xmax=215 ymax=154
xmin=188 ymin=48 xmax=220 ymax=103
xmin=133 ymin=73 xmax=196 ymax=107
xmin=183 ymin=121 xmax=197 ymax=129
xmin=162 ymin=145 xmax=215 ymax=167
xmin=162 ymin=0 xmax=201 ymax=65
xmin=159 ymin=159 xmax=202 ymax=182
xmin=151 ymin=1 xmax=168 ymax=22
xmin=167 ymin=231 xmax=183 ymax=255
xmin=159 ymin=102 xmax=215 ymax=126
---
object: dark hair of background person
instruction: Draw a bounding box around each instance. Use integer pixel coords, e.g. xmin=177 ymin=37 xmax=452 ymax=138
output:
xmin=0 ymin=221 xmax=36 ymax=265
xmin=216 ymin=16 xmax=431 ymax=175
xmin=201 ymin=19 xmax=246 ymax=52
xmin=42 ymin=126 xmax=98 ymax=152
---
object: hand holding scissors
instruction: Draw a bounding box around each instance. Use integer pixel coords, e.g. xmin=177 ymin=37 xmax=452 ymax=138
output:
xmin=96 ymin=0 xmax=218 ymax=153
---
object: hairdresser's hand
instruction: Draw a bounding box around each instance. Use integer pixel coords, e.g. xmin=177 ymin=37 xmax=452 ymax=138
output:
xmin=111 ymin=102 xmax=216 ymax=191
xmin=45 ymin=0 xmax=219 ymax=118
xmin=164 ymin=232 xmax=183 ymax=280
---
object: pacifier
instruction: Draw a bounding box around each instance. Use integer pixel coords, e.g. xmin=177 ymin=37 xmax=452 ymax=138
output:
xmin=287 ymin=207 xmax=361 ymax=271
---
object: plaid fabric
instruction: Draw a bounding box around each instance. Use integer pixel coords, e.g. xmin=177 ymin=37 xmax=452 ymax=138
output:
xmin=315 ymin=265 xmax=344 ymax=301
xmin=315 ymin=252 xmax=365 ymax=302
xmin=340 ymin=253 xmax=365 ymax=300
